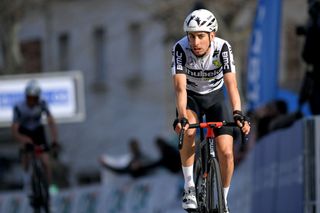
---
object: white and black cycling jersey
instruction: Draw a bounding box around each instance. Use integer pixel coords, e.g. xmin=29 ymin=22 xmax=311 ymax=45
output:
xmin=13 ymin=100 xmax=51 ymax=131
xmin=171 ymin=36 xmax=236 ymax=95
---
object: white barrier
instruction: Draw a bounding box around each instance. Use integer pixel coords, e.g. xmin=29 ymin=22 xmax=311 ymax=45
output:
xmin=0 ymin=171 xmax=184 ymax=213
xmin=0 ymin=191 xmax=32 ymax=213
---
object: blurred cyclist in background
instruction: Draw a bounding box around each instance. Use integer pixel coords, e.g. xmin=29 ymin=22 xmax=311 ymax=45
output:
xmin=12 ymin=79 xmax=59 ymax=195
xmin=171 ymin=9 xmax=250 ymax=212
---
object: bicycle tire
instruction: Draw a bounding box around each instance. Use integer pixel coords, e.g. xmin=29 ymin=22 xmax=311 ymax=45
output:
xmin=194 ymin=157 xmax=206 ymax=212
xmin=207 ymin=158 xmax=224 ymax=213
xmin=31 ymin=161 xmax=50 ymax=213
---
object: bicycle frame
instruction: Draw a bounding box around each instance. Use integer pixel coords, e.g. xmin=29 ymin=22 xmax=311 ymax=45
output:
xmin=179 ymin=121 xmax=241 ymax=213
xmin=28 ymin=145 xmax=50 ymax=213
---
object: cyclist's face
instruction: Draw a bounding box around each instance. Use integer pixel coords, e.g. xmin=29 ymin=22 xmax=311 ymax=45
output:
xmin=187 ymin=31 xmax=214 ymax=57
xmin=26 ymin=95 xmax=39 ymax=107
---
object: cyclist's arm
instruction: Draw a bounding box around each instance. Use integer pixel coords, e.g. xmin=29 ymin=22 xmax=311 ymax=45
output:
xmin=47 ymin=114 xmax=58 ymax=143
xmin=42 ymin=100 xmax=58 ymax=143
xmin=12 ymin=105 xmax=32 ymax=144
xmin=224 ymin=72 xmax=250 ymax=134
xmin=11 ymin=123 xmax=33 ymax=144
xmin=224 ymin=72 xmax=241 ymax=112
xmin=173 ymin=73 xmax=188 ymax=119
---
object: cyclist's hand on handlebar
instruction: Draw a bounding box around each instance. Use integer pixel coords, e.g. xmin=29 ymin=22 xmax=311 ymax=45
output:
xmin=233 ymin=110 xmax=251 ymax=135
xmin=51 ymin=141 xmax=62 ymax=155
xmin=173 ymin=117 xmax=189 ymax=134
xmin=241 ymin=121 xmax=251 ymax=135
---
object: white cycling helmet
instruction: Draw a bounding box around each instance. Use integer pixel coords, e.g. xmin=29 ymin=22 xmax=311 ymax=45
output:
xmin=184 ymin=9 xmax=218 ymax=33
xmin=25 ymin=80 xmax=41 ymax=97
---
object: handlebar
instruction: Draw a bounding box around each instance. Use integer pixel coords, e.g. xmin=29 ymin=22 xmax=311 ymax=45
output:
xmin=178 ymin=121 xmax=248 ymax=150
xmin=26 ymin=144 xmax=49 ymax=156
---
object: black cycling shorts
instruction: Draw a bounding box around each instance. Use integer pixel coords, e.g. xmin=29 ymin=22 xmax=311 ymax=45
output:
xmin=186 ymin=89 xmax=234 ymax=137
xmin=18 ymin=125 xmax=49 ymax=152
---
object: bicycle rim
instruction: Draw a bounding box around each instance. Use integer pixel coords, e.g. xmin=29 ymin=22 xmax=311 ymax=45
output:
xmin=31 ymin=173 xmax=41 ymax=212
xmin=207 ymin=158 xmax=224 ymax=213
xmin=32 ymin=165 xmax=50 ymax=213
xmin=40 ymin=178 xmax=50 ymax=212
xmin=39 ymin=169 xmax=50 ymax=212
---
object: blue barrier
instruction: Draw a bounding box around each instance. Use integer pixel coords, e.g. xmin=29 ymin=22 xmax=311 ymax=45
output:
xmin=230 ymin=120 xmax=304 ymax=213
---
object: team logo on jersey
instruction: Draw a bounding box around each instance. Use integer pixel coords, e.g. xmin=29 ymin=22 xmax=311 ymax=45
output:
xmin=213 ymin=60 xmax=221 ymax=67
xmin=187 ymin=69 xmax=221 ymax=78
xmin=222 ymin=51 xmax=230 ymax=70
xmin=175 ymin=51 xmax=183 ymax=71
xmin=212 ymin=50 xmax=220 ymax=58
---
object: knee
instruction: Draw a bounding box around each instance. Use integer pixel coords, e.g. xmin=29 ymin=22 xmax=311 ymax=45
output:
xmin=41 ymin=154 xmax=51 ymax=167
xmin=185 ymin=128 xmax=196 ymax=139
xmin=221 ymin=151 xmax=234 ymax=162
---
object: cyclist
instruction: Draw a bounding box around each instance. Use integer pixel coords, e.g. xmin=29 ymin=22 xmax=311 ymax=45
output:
xmin=12 ymin=80 xmax=58 ymax=195
xmin=171 ymin=9 xmax=250 ymax=212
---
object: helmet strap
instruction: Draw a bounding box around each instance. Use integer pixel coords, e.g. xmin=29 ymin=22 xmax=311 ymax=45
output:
xmin=202 ymin=32 xmax=212 ymax=56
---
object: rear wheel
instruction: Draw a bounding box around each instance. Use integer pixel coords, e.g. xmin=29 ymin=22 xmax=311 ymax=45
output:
xmin=207 ymin=158 xmax=224 ymax=213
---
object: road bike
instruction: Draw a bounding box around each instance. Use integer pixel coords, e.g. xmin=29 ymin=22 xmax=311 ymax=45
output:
xmin=178 ymin=120 xmax=246 ymax=213
xmin=27 ymin=144 xmax=50 ymax=213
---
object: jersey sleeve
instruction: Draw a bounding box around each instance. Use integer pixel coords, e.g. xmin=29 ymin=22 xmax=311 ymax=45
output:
xmin=41 ymin=100 xmax=52 ymax=116
xmin=220 ymin=42 xmax=236 ymax=74
xmin=12 ymin=105 xmax=21 ymax=124
xmin=171 ymin=43 xmax=187 ymax=75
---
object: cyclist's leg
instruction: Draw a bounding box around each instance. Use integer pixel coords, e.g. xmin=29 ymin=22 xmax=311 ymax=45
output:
xmin=215 ymin=135 xmax=233 ymax=213
xmin=180 ymin=109 xmax=198 ymax=166
xmin=18 ymin=127 xmax=33 ymax=172
xmin=180 ymin=109 xmax=198 ymax=183
xmin=20 ymin=146 xmax=31 ymax=172
xmin=180 ymin=95 xmax=200 ymax=184
xmin=206 ymin=101 xmax=234 ymax=210
xmin=20 ymin=146 xmax=33 ymax=194
xmin=18 ymin=127 xmax=34 ymax=194
xmin=215 ymin=134 xmax=233 ymax=196
xmin=40 ymin=153 xmax=51 ymax=184
xmin=179 ymin=95 xmax=200 ymax=210
xmin=180 ymin=109 xmax=198 ymax=210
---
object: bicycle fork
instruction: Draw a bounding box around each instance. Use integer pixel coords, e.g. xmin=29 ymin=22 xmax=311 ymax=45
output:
xmin=197 ymin=137 xmax=216 ymax=208
xmin=199 ymin=137 xmax=221 ymax=211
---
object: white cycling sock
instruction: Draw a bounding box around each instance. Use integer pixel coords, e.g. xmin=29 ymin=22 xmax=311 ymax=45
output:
xmin=223 ymin=186 xmax=230 ymax=206
xmin=182 ymin=165 xmax=195 ymax=189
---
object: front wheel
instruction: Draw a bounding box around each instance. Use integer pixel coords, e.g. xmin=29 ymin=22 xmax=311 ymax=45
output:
xmin=195 ymin=157 xmax=211 ymax=213
xmin=31 ymin=162 xmax=50 ymax=213
xmin=207 ymin=158 xmax=225 ymax=213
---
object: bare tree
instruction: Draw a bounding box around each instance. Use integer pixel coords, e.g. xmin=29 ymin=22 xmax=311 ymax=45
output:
xmin=0 ymin=0 xmax=48 ymax=74
xmin=0 ymin=0 xmax=27 ymax=74
xmin=0 ymin=0 xmax=75 ymax=75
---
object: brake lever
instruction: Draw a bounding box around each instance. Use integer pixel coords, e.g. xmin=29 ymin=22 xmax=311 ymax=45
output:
xmin=178 ymin=128 xmax=185 ymax=150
